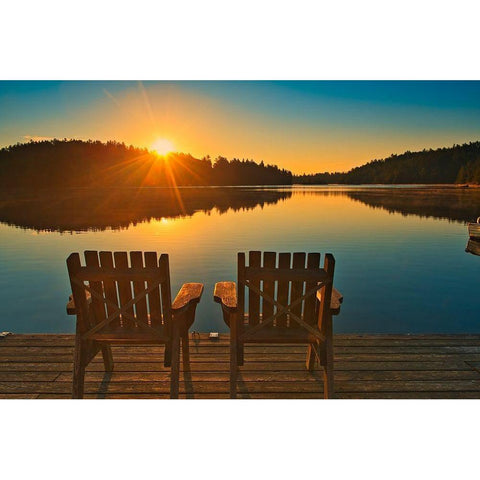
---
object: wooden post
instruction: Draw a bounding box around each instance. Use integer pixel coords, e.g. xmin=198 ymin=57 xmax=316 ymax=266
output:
xmin=72 ymin=336 xmax=86 ymax=399
xmin=182 ymin=319 xmax=191 ymax=371
xmin=323 ymin=315 xmax=334 ymax=399
xmin=170 ymin=321 xmax=180 ymax=399
xmin=67 ymin=253 xmax=89 ymax=399
xmin=321 ymin=254 xmax=335 ymax=399
xmin=237 ymin=253 xmax=246 ymax=367
xmin=164 ymin=341 xmax=172 ymax=368
xmin=306 ymin=343 xmax=315 ymax=371
xmin=230 ymin=312 xmax=238 ymax=399
xmin=101 ymin=345 xmax=114 ymax=372
xmin=160 ymin=254 xmax=173 ymax=368
xmin=305 ymin=253 xmax=321 ymax=371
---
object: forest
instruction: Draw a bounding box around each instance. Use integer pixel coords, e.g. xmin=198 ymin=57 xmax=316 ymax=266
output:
xmin=2 ymin=139 xmax=480 ymax=187
xmin=0 ymin=139 xmax=292 ymax=188
xmin=295 ymin=142 xmax=480 ymax=184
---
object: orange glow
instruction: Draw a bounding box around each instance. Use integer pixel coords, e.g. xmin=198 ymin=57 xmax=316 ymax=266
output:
xmin=151 ymin=138 xmax=174 ymax=156
xmin=83 ymin=83 xmax=478 ymax=175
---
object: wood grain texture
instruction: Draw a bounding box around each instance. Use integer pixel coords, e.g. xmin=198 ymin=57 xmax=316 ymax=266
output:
xmin=290 ymin=252 xmax=306 ymax=324
xmin=220 ymin=251 xmax=337 ymax=398
xmin=248 ymin=251 xmax=262 ymax=326
xmin=213 ymin=282 xmax=238 ymax=311
xmin=276 ymin=253 xmax=291 ymax=327
xmin=318 ymin=288 xmax=343 ymax=315
xmin=2 ymin=333 xmax=479 ymax=398
xmin=171 ymin=283 xmax=204 ymax=312
xmin=64 ymin=251 xmax=203 ymax=398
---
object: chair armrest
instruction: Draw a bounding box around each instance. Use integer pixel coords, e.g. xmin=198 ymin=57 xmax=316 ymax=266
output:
xmin=171 ymin=283 xmax=204 ymax=314
xmin=213 ymin=282 xmax=237 ymax=312
xmin=317 ymin=287 xmax=343 ymax=315
xmin=66 ymin=291 xmax=91 ymax=315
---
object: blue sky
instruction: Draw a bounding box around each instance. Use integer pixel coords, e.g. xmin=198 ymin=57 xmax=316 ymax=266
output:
xmin=1 ymin=81 xmax=479 ymax=173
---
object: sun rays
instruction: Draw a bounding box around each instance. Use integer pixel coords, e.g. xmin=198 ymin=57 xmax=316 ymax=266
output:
xmin=151 ymin=138 xmax=174 ymax=156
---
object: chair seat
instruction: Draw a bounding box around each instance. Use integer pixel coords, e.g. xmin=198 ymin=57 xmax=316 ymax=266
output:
xmin=240 ymin=325 xmax=323 ymax=344
xmin=89 ymin=325 xmax=169 ymax=344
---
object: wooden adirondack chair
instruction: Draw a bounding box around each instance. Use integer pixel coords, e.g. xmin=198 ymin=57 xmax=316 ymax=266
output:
xmin=66 ymin=250 xmax=203 ymax=399
xmin=214 ymin=251 xmax=343 ymax=399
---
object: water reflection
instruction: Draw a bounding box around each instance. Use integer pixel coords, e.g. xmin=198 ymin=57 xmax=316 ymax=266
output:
xmin=1 ymin=186 xmax=479 ymax=232
xmin=342 ymin=186 xmax=480 ymax=224
xmin=1 ymin=185 xmax=479 ymax=334
xmin=0 ymin=187 xmax=292 ymax=232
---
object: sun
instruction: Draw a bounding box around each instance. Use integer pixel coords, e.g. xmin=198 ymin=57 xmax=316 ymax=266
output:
xmin=151 ymin=138 xmax=174 ymax=156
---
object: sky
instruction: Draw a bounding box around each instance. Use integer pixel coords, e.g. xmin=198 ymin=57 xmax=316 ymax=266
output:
xmin=1 ymin=80 xmax=480 ymax=174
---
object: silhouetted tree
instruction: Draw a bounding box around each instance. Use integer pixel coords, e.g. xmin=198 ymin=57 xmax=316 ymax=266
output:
xmin=0 ymin=139 xmax=293 ymax=188
xmin=295 ymin=141 xmax=480 ymax=185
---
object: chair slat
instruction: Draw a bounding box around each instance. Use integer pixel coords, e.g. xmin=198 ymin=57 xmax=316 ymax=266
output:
xmin=75 ymin=269 xmax=162 ymax=282
xmin=290 ymin=253 xmax=306 ymax=327
xmin=84 ymin=251 xmax=106 ymax=328
xmin=237 ymin=253 xmax=246 ymax=365
xmin=318 ymin=254 xmax=335 ymax=334
xmin=67 ymin=250 xmax=202 ymax=399
xmin=159 ymin=254 xmax=172 ymax=329
xmin=262 ymin=252 xmax=276 ymax=324
xmin=248 ymin=251 xmax=261 ymax=325
xmin=66 ymin=253 xmax=90 ymax=334
xmin=130 ymin=252 xmax=149 ymax=327
xmin=145 ymin=252 xmax=162 ymax=327
xmin=237 ymin=252 xmax=246 ymax=327
xmin=244 ymin=267 xmax=327 ymax=282
xmin=276 ymin=253 xmax=291 ymax=327
xmin=304 ymin=253 xmax=321 ymax=325
xmin=226 ymin=250 xmax=338 ymax=399
xmin=114 ymin=252 xmax=135 ymax=329
xmin=99 ymin=251 xmax=120 ymax=329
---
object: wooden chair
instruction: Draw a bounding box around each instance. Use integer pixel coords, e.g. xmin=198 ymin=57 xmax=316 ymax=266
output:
xmin=66 ymin=250 xmax=203 ymax=399
xmin=214 ymin=251 xmax=343 ymax=399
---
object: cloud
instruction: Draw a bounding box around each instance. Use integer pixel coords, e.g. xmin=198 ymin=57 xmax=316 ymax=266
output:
xmin=23 ymin=135 xmax=55 ymax=142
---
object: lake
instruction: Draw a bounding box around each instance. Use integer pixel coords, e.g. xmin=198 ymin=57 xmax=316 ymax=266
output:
xmin=0 ymin=185 xmax=479 ymax=334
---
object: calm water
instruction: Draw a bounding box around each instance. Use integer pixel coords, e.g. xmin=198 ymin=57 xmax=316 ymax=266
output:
xmin=0 ymin=186 xmax=479 ymax=334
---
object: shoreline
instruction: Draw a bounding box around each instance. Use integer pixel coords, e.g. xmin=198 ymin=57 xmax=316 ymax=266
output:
xmin=1 ymin=183 xmax=479 ymax=192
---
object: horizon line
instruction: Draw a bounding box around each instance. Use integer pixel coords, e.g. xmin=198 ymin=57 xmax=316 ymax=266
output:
xmin=2 ymin=136 xmax=479 ymax=177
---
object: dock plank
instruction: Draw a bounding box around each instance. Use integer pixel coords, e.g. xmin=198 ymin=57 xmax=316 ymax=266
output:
xmin=1 ymin=333 xmax=480 ymax=399
xmin=2 ymin=379 xmax=480 ymax=395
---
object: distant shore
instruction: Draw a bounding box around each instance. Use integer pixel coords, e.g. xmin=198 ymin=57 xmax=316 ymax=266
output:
xmin=293 ymin=183 xmax=480 ymax=188
xmin=2 ymin=139 xmax=480 ymax=188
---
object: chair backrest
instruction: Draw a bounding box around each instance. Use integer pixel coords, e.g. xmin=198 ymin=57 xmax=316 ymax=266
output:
xmin=67 ymin=251 xmax=172 ymax=337
xmin=237 ymin=251 xmax=335 ymax=331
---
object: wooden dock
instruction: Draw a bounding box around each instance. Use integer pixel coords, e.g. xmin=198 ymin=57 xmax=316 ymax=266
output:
xmin=1 ymin=333 xmax=480 ymax=399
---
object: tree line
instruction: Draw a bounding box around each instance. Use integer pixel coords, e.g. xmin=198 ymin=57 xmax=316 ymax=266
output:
xmin=2 ymin=138 xmax=480 ymax=187
xmin=0 ymin=139 xmax=292 ymax=188
xmin=294 ymin=141 xmax=480 ymax=184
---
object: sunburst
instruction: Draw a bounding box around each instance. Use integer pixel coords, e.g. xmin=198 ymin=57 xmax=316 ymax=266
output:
xmin=151 ymin=138 xmax=174 ymax=156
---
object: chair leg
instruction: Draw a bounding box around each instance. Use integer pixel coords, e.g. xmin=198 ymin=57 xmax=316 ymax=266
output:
xmin=238 ymin=342 xmax=244 ymax=366
xmin=323 ymin=339 xmax=334 ymax=399
xmin=306 ymin=343 xmax=316 ymax=371
xmin=164 ymin=341 xmax=172 ymax=367
xmin=230 ymin=312 xmax=238 ymax=398
xmin=230 ymin=340 xmax=238 ymax=399
xmin=101 ymin=345 xmax=114 ymax=372
xmin=182 ymin=329 xmax=190 ymax=371
xmin=72 ymin=338 xmax=86 ymax=399
xmin=170 ymin=324 xmax=181 ymax=399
